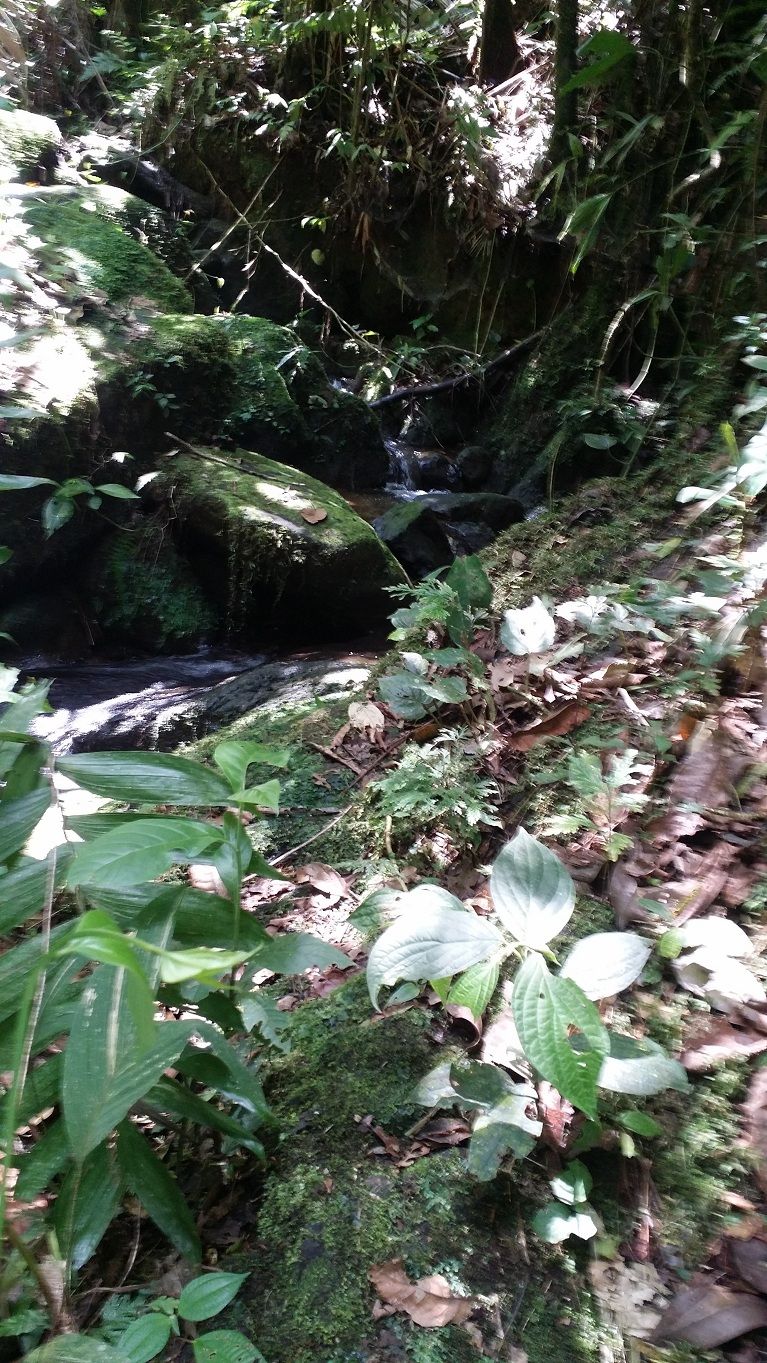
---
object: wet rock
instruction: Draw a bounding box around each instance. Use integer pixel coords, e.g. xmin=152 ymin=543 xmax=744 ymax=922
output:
xmin=0 ymin=108 xmax=61 ymax=183
xmin=152 ymin=447 xmax=406 ymax=639
xmin=456 ymin=444 xmax=492 ymax=489
xmin=413 ymin=452 xmax=462 ymax=490
xmin=85 ymin=527 xmax=215 ymax=654
xmin=373 ymin=491 xmax=523 ymax=576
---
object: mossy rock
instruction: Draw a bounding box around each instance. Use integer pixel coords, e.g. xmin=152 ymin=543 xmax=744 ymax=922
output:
xmin=0 ymin=109 xmax=61 ymax=183
xmin=21 ymin=190 xmax=193 ymax=313
xmin=0 ymin=590 xmax=92 ymax=659
xmin=111 ymin=313 xmax=388 ymax=486
xmin=154 ymin=447 xmax=405 ymax=638
xmin=85 ymin=524 xmax=216 ymax=653
xmin=374 ymin=491 xmax=523 ymax=576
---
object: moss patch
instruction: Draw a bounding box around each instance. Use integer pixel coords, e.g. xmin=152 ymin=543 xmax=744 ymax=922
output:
xmin=86 ymin=524 xmax=216 ymax=652
xmin=0 ymin=108 xmax=61 ymax=182
xmin=23 ymin=194 xmax=192 ymax=313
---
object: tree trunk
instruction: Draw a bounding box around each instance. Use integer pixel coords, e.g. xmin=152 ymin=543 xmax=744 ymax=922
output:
xmin=549 ymin=0 xmax=579 ymax=164
xmin=479 ymin=0 xmax=519 ymax=84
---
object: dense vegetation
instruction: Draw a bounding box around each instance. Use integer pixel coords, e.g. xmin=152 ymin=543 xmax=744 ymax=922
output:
xmin=1 ymin=0 xmax=766 ymax=1361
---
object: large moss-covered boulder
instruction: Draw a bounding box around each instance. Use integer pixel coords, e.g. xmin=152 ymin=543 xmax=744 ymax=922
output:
xmin=0 ymin=109 xmax=61 ymax=183
xmin=153 ymin=448 xmax=405 ymax=637
xmin=86 ymin=526 xmax=216 ymax=653
xmin=108 ymin=314 xmax=389 ymax=487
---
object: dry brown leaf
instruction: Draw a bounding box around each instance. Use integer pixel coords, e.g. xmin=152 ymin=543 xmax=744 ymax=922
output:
xmin=608 ymin=858 xmax=646 ymax=929
xmin=588 ymin=1260 xmax=668 ymax=1339
xmin=538 ymin=1081 xmax=580 ymax=1153
xmin=300 ymin=506 xmax=328 ymax=523
xmin=682 ymin=1005 xmax=767 ymax=1072
xmin=348 ymin=700 xmax=386 ymax=739
xmin=507 ymin=702 xmax=590 ymax=752
xmin=488 ymin=658 xmax=522 ymax=690
xmin=651 ymin=1284 xmax=767 ymax=1348
xmin=294 ymin=861 xmax=350 ymax=905
xmin=652 ymin=721 xmax=750 ymax=842
xmin=369 ymin=1259 xmax=478 ymax=1328
xmin=189 ymin=863 xmax=229 ymax=897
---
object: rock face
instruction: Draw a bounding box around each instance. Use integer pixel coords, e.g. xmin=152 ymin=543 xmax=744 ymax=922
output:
xmin=86 ymin=528 xmax=216 ymax=654
xmin=374 ymin=491 xmax=524 ymax=576
xmin=153 ymin=448 xmax=406 ymax=638
xmin=0 ymin=108 xmax=61 ymax=182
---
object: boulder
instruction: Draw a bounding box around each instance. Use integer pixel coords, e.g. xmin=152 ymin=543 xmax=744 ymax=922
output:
xmin=0 ymin=109 xmax=61 ymax=183
xmin=374 ymin=491 xmax=523 ymax=576
xmin=152 ymin=447 xmax=406 ymax=638
xmin=456 ymin=444 xmax=492 ymax=488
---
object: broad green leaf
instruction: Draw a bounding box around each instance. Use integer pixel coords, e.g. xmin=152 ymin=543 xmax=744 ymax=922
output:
xmin=154 ymin=945 xmax=251 ymax=985
xmin=0 ymin=1052 xmax=62 ymax=1130
xmin=54 ymin=1140 xmax=125 ymax=1270
xmin=0 ymin=785 xmax=50 ymax=862
xmin=378 ymin=673 xmax=429 ymax=720
xmin=249 ymin=932 xmax=352 ymax=975
xmin=560 ymin=932 xmax=652 ymax=999
xmin=118 ymin=1119 xmax=201 ymax=1261
xmin=117 ymin=1314 xmax=172 ymax=1363
xmin=95 ymin=483 xmax=140 ymax=499
xmin=467 ymin=1086 xmax=542 ymax=1180
xmin=58 ymin=751 xmax=232 ymax=806
xmin=59 ymin=911 xmax=151 ymax=981
xmin=67 ymin=819 xmax=222 ymax=888
xmin=420 ymin=675 xmax=468 ymax=705
xmin=447 ymin=959 xmax=500 ymax=1018
xmin=532 ymin=1200 xmax=598 ymax=1243
xmin=0 ymin=474 xmax=56 ymax=491
xmin=550 ymin=1160 xmax=592 ymax=1205
xmin=412 ymin=1061 xmax=459 ymax=1108
xmin=597 ymin=1033 xmax=688 ymax=1096
xmin=500 ymin=598 xmax=555 ymax=656
xmin=186 ymin=1021 xmax=271 ymax=1121
xmin=367 ymin=906 xmax=502 ymax=1009
xmin=513 ymin=954 xmax=608 ymax=1120
xmin=62 ymin=962 xmax=157 ymax=1156
xmin=147 ymin=1078 xmax=265 ymax=1157
xmin=444 ymin=554 xmax=493 ymax=611
xmin=490 ymin=827 xmax=575 ymax=948
xmin=562 ymin=27 xmax=634 ymax=91
xmin=0 ymin=848 xmax=69 ymax=935
xmin=213 ymin=740 xmax=289 ymax=791
xmin=348 ymin=887 xmax=404 ymax=936
xmin=193 ymin=1332 xmax=263 ymax=1363
xmin=229 ymin=779 xmax=280 ymax=811
xmin=23 ymin=1340 xmax=130 ymax=1363
xmin=178 ymin=1273 xmax=249 ymax=1323
xmin=618 ymin=1110 xmax=662 ymax=1138
xmin=449 ymin=1060 xmax=510 ymax=1109
xmin=239 ymin=994 xmax=291 ymax=1051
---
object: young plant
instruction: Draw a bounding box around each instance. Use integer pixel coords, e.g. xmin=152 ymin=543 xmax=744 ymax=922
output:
xmin=370 ymin=729 xmax=500 ymax=845
xmin=365 ymin=828 xmax=686 ymax=1209
xmin=542 ymin=747 xmax=652 ymax=860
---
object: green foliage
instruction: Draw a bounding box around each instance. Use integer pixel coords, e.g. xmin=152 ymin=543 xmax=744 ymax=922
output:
xmin=370 ymin=730 xmax=500 ymax=844
xmin=367 ymin=828 xmax=686 ymax=1228
xmin=0 ymin=682 xmax=350 ymax=1332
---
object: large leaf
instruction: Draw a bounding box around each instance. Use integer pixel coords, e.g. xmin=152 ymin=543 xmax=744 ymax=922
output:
xmin=0 ymin=784 xmax=50 ymax=862
xmin=512 ymin=953 xmax=608 ymax=1120
xmin=53 ymin=1140 xmax=125 ymax=1270
xmin=67 ymin=819 xmax=221 ymax=889
xmin=178 ymin=1273 xmax=249 ymax=1323
xmin=560 ymin=932 xmax=652 ymax=1000
xmin=193 ymin=1332 xmax=263 ymax=1363
xmin=249 ymin=932 xmax=352 ymax=975
xmin=63 ymin=966 xmax=180 ymax=1157
xmin=213 ymin=740 xmax=289 ymax=791
xmin=23 ymin=1341 xmax=130 ymax=1363
xmin=444 ymin=554 xmax=493 ymax=611
xmin=0 ymin=848 xmax=69 ymax=935
xmin=147 ymin=1078 xmax=265 ymax=1157
xmin=447 ymin=959 xmax=500 ymax=1017
xmin=378 ymin=672 xmax=430 ymax=720
xmin=449 ymin=1060 xmax=511 ymax=1110
xmin=118 ymin=1314 xmax=173 ymax=1363
xmin=562 ymin=28 xmax=634 ymax=91
xmin=468 ymin=1086 xmax=542 ymax=1180
xmin=118 ymin=1119 xmax=201 ymax=1261
xmin=597 ymin=1033 xmax=688 ymax=1096
xmin=58 ymin=751 xmax=232 ymax=806
xmin=490 ymin=828 xmax=575 ymax=948
xmin=15 ymin=1118 xmax=70 ymax=1200
xmin=532 ymin=1200 xmax=599 ymax=1243
xmin=367 ymin=906 xmax=502 ymax=1009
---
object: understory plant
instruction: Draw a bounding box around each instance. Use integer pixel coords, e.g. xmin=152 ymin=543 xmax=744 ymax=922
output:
xmin=365 ymin=827 xmax=687 ymax=1230
xmin=0 ymin=671 xmax=349 ymax=1346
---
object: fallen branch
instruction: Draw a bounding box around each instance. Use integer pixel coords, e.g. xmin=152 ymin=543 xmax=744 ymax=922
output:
xmin=368 ymin=330 xmax=544 ymax=408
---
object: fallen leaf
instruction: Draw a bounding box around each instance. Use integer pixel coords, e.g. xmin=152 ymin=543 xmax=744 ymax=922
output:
xmin=348 ymin=700 xmax=386 ymax=740
xmin=507 ymin=702 xmax=591 ymax=751
xmin=651 ymin=1284 xmax=767 ymax=1348
xmin=651 ymin=721 xmax=750 ymax=841
xmin=682 ymin=1014 xmax=767 ymax=1072
xmin=731 ymin=1238 xmax=767 ymax=1294
xmin=294 ymin=862 xmax=350 ymax=905
xmin=538 ymin=1081 xmax=580 ymax=1153
xmin=369 ymin=1260 xmax=478 ymax=1328
xmin=300 ymin=506 xmax=328 ymax=523
xmin=588 ymin=1260 xmax=668 ymax=1339
xmin=189 ymin=863 xmax=229 ymax=897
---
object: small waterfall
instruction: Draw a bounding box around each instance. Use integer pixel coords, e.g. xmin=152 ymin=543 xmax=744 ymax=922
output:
xmin=384 ymin=437 xmax=421 ymax=494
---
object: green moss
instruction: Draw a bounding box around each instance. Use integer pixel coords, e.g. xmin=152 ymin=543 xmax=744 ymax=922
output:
xmin=87 ymin=525 xmax=215 ymax=651
xmin=0 ymin=108 xmax=60 ymax=182
xmin=23 ymin=195 xmax=192 ymax=312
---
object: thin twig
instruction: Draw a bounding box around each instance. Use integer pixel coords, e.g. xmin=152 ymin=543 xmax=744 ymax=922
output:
xmin=369 ymin=330 xmax=544 ymax=407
